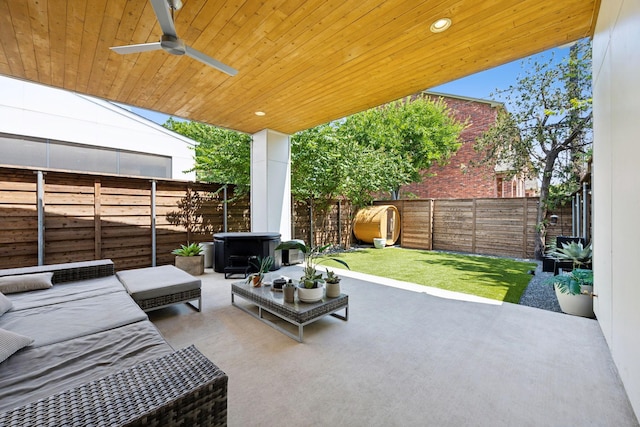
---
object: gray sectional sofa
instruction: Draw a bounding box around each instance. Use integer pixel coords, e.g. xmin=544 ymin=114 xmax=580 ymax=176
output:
xmin=0 ymin=259 xmax=227 ymax=426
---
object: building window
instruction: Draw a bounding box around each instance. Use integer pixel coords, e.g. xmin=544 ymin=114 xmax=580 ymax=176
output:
xmin=0 ymin=133 xmax=172 ymax=178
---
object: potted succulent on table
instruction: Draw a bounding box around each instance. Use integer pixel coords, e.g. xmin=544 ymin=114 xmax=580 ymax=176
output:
xmin=247 ymin=256 xmax=275 ymax=287
xmin=325 ymin=269 xmax=342 ymax=298
xmin=172 ymin=243 xmax=205 ymax=276
xmin=275 ymin=241 xmax=349 ymax=303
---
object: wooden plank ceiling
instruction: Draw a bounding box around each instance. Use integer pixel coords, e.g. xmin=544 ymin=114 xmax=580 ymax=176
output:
xmin=0 ymin=0 xmax=598 ymax=135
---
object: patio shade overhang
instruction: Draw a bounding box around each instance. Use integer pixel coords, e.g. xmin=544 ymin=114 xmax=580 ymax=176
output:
xmin=0 ymin=0 xmax=599 ymax=135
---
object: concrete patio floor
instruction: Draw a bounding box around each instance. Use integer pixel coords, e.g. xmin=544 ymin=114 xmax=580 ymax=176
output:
xmin=149 ymin=266 xmax=638 ymax=427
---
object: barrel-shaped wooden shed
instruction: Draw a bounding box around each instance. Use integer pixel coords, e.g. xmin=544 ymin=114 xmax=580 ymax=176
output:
xmin=353 ymin=205 xmax=400 ymax=246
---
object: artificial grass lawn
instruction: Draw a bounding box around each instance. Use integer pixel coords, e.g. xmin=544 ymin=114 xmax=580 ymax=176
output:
xmin=329 ymin=248 xmax=537 ymax=303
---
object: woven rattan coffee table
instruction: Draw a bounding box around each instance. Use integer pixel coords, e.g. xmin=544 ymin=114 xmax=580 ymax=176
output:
xmin=231 ymin=282 xmax=348 ymax=342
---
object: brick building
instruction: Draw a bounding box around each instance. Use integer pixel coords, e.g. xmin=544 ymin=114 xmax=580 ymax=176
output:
xmin=400 ymin=91 xmax=537 ymax=199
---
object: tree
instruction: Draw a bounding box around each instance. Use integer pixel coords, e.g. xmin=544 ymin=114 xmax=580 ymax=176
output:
xmin=475 ymin=39 xmax=592 ymax=259
xmin=291 ymin=124 xmax=410 ymax=211
xmin=163 ymin=118 xmax=251 ymax=195
xmin=339 ymin=96 xmax=464 ymax=198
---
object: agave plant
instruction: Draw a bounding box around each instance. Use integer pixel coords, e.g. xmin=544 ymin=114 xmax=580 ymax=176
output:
xmin=545 ymin=268 xmax=593 ymax=295
xmin=548 ymin=241 xmax=592 ymax=269
xmin=171 ymin=243 xmax=203 ymax=256
xmin=276 ymin=241 xmax=349 ymax=288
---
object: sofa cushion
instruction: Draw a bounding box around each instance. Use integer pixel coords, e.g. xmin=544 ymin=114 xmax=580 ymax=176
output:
xmin=0 ymin=328 xmax=33 ymax=363
xmin=117 ymin=265 xmax=200 ymax=300
xmin=7 ymin=276 xmax=126 ymax=312
xmin=0 ymin=321 xmax=172 ymax=412
xmin=0 ymin=293 xmax=12 ymax=316
xmin=0 ymin=292 xmax=148 ymax=348
xmin=0 ymin=272 xmax=53 ymax=294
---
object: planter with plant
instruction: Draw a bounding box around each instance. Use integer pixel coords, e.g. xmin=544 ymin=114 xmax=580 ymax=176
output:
xmin=545 ymin=268 xmax=595 ymax=318
xmin=325 ymin=269 xmax=342 ymax=298
xmin=172 ymin=243 xmax=205 ymax=276
xmin=275 ymin=241 xmax=349 ymax=303
xmin=548 ymin=241 xmax=592 ymax=274
xmin=247 ymin=256 xmax=274 ymax=287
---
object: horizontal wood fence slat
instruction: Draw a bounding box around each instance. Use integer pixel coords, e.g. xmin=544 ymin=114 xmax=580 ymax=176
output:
xmin=0 ymin=167 xmax=250 ymax=270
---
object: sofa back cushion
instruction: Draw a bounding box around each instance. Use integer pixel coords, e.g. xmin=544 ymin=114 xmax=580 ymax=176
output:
xmin=0 ymin=293 xmax=12 ymax=316
xmin=0 ymin=273 xmax=53 ymax=294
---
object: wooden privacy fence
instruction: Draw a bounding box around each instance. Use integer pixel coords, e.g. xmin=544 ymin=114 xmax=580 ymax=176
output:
xmin=375 ymin=198 xmax=572 ymax=259
xmin=292 ymin=200 xmax=354 ymax=248
xmin=0 ymin=167 xmax=249 ymax=270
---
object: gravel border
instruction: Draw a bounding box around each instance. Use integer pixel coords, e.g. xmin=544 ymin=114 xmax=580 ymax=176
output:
xmin=518 ymin=261 xmax=562 ymax=313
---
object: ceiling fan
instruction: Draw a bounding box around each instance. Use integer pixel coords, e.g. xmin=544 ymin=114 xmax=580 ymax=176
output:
xmin=110 ymin=0 xmax=237 ymax=76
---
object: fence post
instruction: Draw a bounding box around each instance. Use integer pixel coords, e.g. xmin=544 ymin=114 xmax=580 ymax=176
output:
xmin=36 ymin=171 xmax=45 ymax=266
xmin=94 ymin=179 xmax=102 ymax=261
xmin=309 ymin=201 xmax=314 ymax=246
xmin=151 ymin=180 xmax=156 ymax=267
xmin=522 ymin=198 xmax=528 ymax=258
xmin=337 ymin=200 xmax=342 ymax=247
xmin=471 ymin=199 xmax=477 ymax=253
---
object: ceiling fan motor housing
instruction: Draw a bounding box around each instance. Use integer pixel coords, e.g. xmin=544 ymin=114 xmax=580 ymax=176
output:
xmin=160 ymin=35 xmax=186 ymax=55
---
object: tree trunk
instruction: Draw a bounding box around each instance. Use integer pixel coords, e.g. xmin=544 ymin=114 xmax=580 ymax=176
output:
xmin=535 ymin=150 xmax=560 ymax=259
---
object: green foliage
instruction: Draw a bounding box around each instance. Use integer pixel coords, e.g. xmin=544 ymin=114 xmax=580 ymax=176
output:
xmin=324 ymin=269 xmax=340 ymax=284
xmin=475 ymin=39 xmax=593 ymax=258
xmin=339 ymin=96 xmax=464 ymax=198
xmin=548 ymin=241 xmax=592 ymax=269
xmin=163 ymin=118 xmax=251 ymax=195
xmin=168 ymin=96 xmax=463 ymax=211
xmin=545 ymin=268 xmax=593 ymax=295
xmin=250 ymin=255 xmax=275 ymax=274
xmin=276 ymin=241 xmax=349 ymax=288
xmin=171 ymin=243 xmax=203 ymax=256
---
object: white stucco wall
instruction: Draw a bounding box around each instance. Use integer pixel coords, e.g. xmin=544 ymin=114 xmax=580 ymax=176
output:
xmin=592 ymin=0 xmax=640 ymax=417
xmin=250 ymin=129 xmax=292 ymax=240
xmin=0 ymin=76 xmax=195 ymax=180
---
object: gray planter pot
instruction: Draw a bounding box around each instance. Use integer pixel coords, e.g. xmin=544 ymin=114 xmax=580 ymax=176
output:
xmin=175 ymin=255 xmax=205 ymax=276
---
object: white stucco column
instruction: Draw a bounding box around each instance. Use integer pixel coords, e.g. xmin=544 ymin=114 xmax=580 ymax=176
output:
xmin=250 ymin=129 xmax=291 ymax=241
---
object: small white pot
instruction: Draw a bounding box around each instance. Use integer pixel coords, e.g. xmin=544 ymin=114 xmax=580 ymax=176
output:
xmin=373 ymin=238 xmax=386 ymax=249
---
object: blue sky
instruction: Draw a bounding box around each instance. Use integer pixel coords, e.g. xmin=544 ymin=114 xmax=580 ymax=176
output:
xmin=131 ymin=46 xmax=572 ymax=126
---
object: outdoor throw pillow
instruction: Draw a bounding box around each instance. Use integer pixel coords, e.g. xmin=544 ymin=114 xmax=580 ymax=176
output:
xmin=0 ymin=328 xmax=34 ymax=363
xmin=0 ymin=272 xmax=54 ymax=294
xmin=0 ymin=292 xmax=12 ymax=316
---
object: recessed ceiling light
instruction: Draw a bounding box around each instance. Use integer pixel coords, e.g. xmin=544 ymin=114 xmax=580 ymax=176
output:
xmin=255 ymin=111 xmax=266 ymax=116
xmin=430 ymin=18 xmax=452 ymax=33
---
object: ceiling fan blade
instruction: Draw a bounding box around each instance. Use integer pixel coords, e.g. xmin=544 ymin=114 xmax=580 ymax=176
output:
xmin=110 ymin=42 xmax=163 ymax=54
xmin=184 ymin=46 xmax=238 ymax=76
xmin=150 ymin=0 xmax=177 ymax=38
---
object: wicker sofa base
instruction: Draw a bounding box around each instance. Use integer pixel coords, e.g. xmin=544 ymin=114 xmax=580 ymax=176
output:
xmin=0 ymin=345 xmax=228 ymax=427
xmin=136 ymin=288 xmax=202 ymax=312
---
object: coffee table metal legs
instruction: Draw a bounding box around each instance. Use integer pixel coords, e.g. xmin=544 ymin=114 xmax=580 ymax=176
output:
xmin=231 ymin=292 xmax=348 ymax=342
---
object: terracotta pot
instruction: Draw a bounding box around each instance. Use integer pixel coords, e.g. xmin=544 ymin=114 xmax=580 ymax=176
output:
xmin=175 ymin=255 xmax=204 ymax=276
xmin=252 ymin=274 xmax=263 ymax=287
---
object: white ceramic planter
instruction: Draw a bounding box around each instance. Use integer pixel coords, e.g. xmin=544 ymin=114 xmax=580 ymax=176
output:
xmin=373 ymin=238 xmax=386 ymax=249
xmin=297 ymin=284 xmax=324 ymax=303
xmin=555 ymin=284 xmax=594 ymax=318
